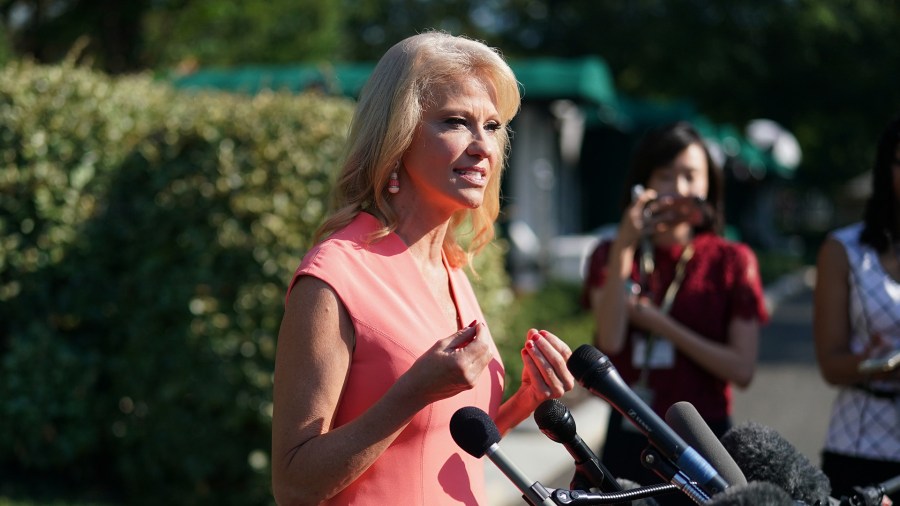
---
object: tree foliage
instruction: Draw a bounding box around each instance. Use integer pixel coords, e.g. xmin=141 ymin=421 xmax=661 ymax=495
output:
xmin=2 ymin=0 xmax=897 ymax=191
xmin=0 ymin=0 xmax=148 ymax=72
xmin=484 ymin=0 xmax=900 ymax=189
xmin=142 ymin=0 xmax=344 ymax=69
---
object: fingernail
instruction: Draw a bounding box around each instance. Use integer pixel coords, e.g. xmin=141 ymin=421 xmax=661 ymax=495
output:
xmin=468 ymin=319 xmax=478 ymax=328
xmin=525 ymin=340 xmax=534 ymax=350
xmin=529 ymin=333 xmax=540 ymax=342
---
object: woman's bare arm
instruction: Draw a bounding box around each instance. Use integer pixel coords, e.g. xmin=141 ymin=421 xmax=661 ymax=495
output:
xmin=813 ymin=237 xmax=866 ymax=386
xmin=630 ymin=303 xmax=759 ymax=387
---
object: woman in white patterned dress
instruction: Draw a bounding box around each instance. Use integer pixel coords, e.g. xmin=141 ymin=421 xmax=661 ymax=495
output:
xmin=814 ymin=112 xmax=900 ymax=501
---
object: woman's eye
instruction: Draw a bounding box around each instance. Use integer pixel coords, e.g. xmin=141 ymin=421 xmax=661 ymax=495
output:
xmin=485 ymin=121 xmax=502 ymax=132
xmin=446 ymin=117 xmax=467 ymax=126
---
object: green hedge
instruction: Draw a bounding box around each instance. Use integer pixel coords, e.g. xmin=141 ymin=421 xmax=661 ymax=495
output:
xmin=0 ymin=60 xmax=514 ymax=505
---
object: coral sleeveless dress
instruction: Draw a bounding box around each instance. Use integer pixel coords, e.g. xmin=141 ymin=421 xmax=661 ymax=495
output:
xmin=290 ymin=212 xmax=506 ymax=505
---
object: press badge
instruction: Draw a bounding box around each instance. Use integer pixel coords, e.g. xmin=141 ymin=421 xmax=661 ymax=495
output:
xmin=632 ymin=336 xmax=675 ymax=369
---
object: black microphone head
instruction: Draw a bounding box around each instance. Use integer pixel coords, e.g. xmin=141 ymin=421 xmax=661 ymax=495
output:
xmin=665 ymin=401 xmax=747 ymax=487
xmin=450 ymin=406 xmax=500 ymax=458
xmin=567 ymin=344 xmax=610 ymax=382
xmin=533 ymin=399 xmax=576 ymax=443
xmin=721 ymin=422 xmax=831 ymax=505
xmin=706 ymin=481 xmax=795 ymax=506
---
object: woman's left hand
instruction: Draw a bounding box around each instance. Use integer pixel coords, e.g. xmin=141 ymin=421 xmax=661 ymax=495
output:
xmin=627 ymin=295 xmax=668 ymax=334
xmin=518 ymin=329 xmax=576 ymax=407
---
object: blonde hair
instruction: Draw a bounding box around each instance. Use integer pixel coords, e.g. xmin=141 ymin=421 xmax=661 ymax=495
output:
xmin=315 ymin=30 xmax=521 ymax=268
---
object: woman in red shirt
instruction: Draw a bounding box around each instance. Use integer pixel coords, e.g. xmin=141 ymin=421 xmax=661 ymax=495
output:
xmin=582 ymin=122 xmax=768 ymax=501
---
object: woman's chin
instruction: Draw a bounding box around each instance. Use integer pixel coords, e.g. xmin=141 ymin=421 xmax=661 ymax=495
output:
xmin=455 ymin=189 xmax=484 ymax=209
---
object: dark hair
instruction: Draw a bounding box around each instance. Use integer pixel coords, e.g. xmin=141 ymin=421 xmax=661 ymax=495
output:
xmin=859 ymin=113 xmax=900 ymax=252
xmin=620 ymin=121 xmax=724 ymax=235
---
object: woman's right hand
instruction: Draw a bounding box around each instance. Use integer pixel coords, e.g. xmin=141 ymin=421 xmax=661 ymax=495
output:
xmin=615 ymin=187 xmax=658 ymax=249
xmin=863 ymin=332 xmax=893 ymax=358
xmin=592 ymin=189 xmax=658 ymax=355
xmin=861 ymin=333 xmax=900 ymax=381
xmin=401 ymin=322 xmax=494 ymax=407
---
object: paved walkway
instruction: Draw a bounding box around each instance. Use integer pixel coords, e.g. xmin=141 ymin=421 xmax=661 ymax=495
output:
xmin=486 ymin=267 xmax=837 ymax=505
xmin=732 ymin=268 xmax=838 ymax=465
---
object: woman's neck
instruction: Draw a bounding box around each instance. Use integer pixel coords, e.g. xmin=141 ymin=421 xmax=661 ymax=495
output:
xmin=653 ymin=223 xmax=693 ymax=247
xmin=370 ymin=203 xmax=450 ymax=265
xmin=387 ymin=190 xmax=457 ymax=263
xmin=393 ymin=213 xmax=449 ymax=266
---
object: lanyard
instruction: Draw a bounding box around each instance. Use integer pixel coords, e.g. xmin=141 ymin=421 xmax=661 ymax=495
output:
xmin=659 ymin=242 xmax=695 ymax=313
xmin=637 ymin=241 xmax=695 ymax=388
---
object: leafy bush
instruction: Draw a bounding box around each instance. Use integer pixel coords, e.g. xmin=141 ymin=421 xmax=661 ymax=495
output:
xmin=0 ymin=60 xmax=514 ymax=505
xmin=755 ymin=249 xmax=809 ymax=285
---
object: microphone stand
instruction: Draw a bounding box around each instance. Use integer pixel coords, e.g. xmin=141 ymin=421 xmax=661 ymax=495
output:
xmin=549 ymin=483 xmax=679 ymax=505
xmin=569 ymin=457 xmax=624 ymax=493
xmin=569 ymin=470 xmax=598 ymax=494
xmin=640 ymin=447 xmax=710 ymax=505
xmin=840 ymin=473 xmax=900 ymax=506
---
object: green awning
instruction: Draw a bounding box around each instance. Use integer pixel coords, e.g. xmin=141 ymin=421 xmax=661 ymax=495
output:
xmin=172 ymin=62 xmax=376 ymax=97
xmin=172 ymin=56 xmax=617 ymax=108
xmin=508 ymin=56 xmax=616 ymax=106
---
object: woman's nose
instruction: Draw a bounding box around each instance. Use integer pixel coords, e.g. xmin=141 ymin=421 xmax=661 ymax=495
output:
xmin=467 ymin=132 xmax=492 ymax=158
xmin=676 ymin=176 xmax=692 ymax=195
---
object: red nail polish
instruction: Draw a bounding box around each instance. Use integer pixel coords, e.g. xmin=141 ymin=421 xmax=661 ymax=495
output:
xmin=468 ymin=320 xmax=478 ymax=328
xmin=525 ymin=340 xmax=534 ymax=350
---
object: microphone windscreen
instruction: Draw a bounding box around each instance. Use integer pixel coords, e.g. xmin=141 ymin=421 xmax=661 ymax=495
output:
xmin=533 ymin=399 xmax=576 ymax=442
xmin=706 ymin=481 xmax=795 ymax=506
xmin=567 ymin=344 xmax=604 ymax=380
xmin=450 ymin=406 xmax=500 ymax=458
xmin=720 ymin=422 xmax=831 ymax=505
xmin=665 ymin=401 xmax=747 ymax=486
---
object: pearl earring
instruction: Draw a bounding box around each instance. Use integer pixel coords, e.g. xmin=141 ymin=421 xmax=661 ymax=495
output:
xmin=387 ymin=164 xmax=400 ymax=194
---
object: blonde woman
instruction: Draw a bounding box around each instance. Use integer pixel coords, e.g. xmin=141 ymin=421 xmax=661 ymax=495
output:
xmin=271 ymin=32 xmax=574 ymax=506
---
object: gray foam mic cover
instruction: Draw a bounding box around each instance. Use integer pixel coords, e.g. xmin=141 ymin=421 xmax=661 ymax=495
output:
xmin=665 ymin=401 xmax=747 ymax=487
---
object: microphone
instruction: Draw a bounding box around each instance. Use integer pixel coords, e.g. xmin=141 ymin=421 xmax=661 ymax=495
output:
xmin=705 ymin=481 xmax=796 ymax=506
xmin=720 ymin=422 xmax=832 ymax=506
xmin=449 ymin=406 xmax=555 ymax=506
xmin=533 ymin=399 xmax=623 ymax=492
xmin=567 ymin=344 xmax=730 ymax=497
xmin=665 ymin=401 xmax=747 ymax=487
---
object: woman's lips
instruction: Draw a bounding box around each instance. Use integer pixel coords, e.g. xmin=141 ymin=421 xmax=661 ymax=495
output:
xmin=453 ymin=168 xmax=487 ymax=185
